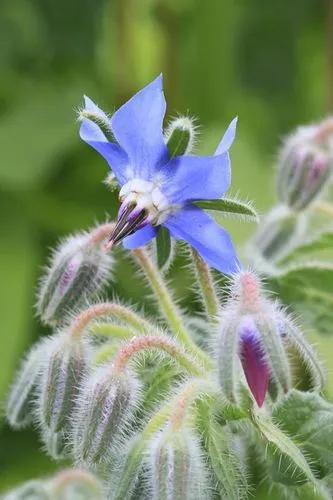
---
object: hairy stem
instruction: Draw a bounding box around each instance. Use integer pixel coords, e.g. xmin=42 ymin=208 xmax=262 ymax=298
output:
xmin=191 ymin=249 xmax=220 ymax=320
xmin=70 ymin=302 xmax=152 ymax=337
xmin=90 ymin=322 xmax=134 ymax=339
xmin=113 ymin=335 xmax=204 ymax=376
xmin=132 ymin=248 xmax=213 ymax=369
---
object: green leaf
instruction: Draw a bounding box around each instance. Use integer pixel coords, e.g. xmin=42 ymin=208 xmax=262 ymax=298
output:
xmin=269 ymin=262 xmax=333 ymax=335
xmin=273 ymin=390 xmax=333 ymax=479
xmin=194 ymin=197 xmax=259 ymax=222
xmin=279 ymin=230 xmax=333 ymax=265
xmin=251 ymin=411 xmax=316 ymax=487
xmin=155 ymin=226 xmax=172 ymax=269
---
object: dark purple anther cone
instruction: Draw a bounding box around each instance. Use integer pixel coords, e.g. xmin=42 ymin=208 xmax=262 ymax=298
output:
xmin=239 ymin=317 xmax=269 ymax=407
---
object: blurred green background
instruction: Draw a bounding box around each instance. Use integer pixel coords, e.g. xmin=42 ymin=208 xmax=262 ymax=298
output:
xmin=0 ymin=0 xmax=331 ymax=494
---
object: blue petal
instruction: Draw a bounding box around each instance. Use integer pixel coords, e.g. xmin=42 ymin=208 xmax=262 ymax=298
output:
xmin=161 ymin=153 xmax=231 ymax=203
xmin=122 ymin=224 xmax=158 ymax=249
xmin=215 ymin=117 xmax=238 ymax=155
xmin=164 ymin=205 xmax=240 ymax=274
xmin=111 ymin=75 xmax=169 ymax=180
xmin=80 ymin=96 xmax=130 ymax=185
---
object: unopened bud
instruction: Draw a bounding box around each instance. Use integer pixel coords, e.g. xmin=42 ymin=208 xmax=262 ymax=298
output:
xmin=6 ymin=341 xmax=47 ymax=429
xmin=37 ymin=333 xmax=90 ymax=457
xmin=250 ymin=205 xmax=306 ymax=263
xmin=148 ymin=428 xmax=207 ymax=500
xmin=48 ymin=469 xmax=104 ymax=500
xmin=277 ymin=121 xmax=332 ymax=211
xmin=37 ymin=231 xmax=113 ymax=326
xmin=217 ymin=271 xmax=292 ymax=407
xmin=72 ymin=366 xmax=139 ymax=465
xmin=164 ymin=116 xmax=197 ymax=157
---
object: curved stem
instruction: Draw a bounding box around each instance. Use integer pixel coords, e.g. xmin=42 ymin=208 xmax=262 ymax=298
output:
xmin=70 ymin=302 xmax=152 ymax=337
xmin=191 ymin=249 xmax=220 ymax=320
xmin=90 ymin=322 xmax=134 ymax=339
xmin=132 ymin=248 xmax=213 ymax=369
xmin=113 ymin=335 xmax=204 ymax=377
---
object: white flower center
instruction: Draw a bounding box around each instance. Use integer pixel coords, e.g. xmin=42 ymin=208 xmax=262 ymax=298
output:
xmin=119 ymin=179 xmax=174 ymax=224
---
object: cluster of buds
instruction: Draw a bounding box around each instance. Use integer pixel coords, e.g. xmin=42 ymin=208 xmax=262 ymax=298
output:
xmin=277 ymin=118 xmax=333 ymax=212
xmin=250 ymin=118 xmax=333 ymax=265
xmin=216 ymin=271 xmax=323 ymax=407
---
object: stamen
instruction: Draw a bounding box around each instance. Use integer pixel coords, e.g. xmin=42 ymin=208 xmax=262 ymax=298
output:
xmin=105 ymin=204 xmax=148 ymax=249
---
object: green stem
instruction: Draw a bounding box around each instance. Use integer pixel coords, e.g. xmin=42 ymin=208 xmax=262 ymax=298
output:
xmin=132 ymin=248 xmax=213 ymax=369
xmin=191 ymin=249 xmax=220 ymax=320
xmin=90 ymin=322 xmax=134 ymax=339
xmin=113 ymin=335 xmax=204 ymax=377
xmin=70 ymin=302 xmax=152 ymax=337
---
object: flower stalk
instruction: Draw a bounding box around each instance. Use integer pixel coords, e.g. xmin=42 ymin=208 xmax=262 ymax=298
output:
xmin=132 ymin=248 xmax=213 ymax=368
xmin=70 ymin=302 xmax=152 ymax=337
xmin=112 ymin=335 xmax=204 ymax=377
xmin=190 ymin=248 xmax=220 ymax=320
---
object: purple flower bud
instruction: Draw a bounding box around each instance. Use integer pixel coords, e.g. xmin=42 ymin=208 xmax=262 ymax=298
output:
xmin=37 ymin=333 xmax=90 ymax=457
xmin=217 ymin=271 xmax=292 ymax=407
xmin=239 ymin=317 xmax=269 ymax=407
xmin=72 ymin=366 xmax=140 ymax=466
xmin=277 ymin=123 xmax=332 ymax=211
xmin=37 ymin=231 xmax=113 ymax=326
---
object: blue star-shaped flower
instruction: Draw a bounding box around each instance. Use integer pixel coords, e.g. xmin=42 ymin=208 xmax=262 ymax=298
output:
xmin=80 ymin=75 xmax=240 ymax=274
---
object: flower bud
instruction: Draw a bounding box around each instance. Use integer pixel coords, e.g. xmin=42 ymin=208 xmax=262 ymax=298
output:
xmin=72 ymin=365 xmax=139 ymax=466
xmin=37 ymin=333 xmax=90 ymax=457
xmin=164 ymin=116 xmax=197 ymax=157
xmin=148 ymin=428 xmax=207 ymax=500
xmin=48 ymin=469 xmax=104 ymax=500
xmin=6 ymin=341 xmax=47 ymax=429
xmin=277 ymin=121 xmax=332 ymax=211
xmin=37 ymin=231 xmax=113 ymax=326
xmin=217 ymin=271 xmax=292 ymax=407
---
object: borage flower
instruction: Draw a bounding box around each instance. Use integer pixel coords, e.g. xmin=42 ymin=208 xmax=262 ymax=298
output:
xmin=79 ymin=75 xmax=240 ymax=274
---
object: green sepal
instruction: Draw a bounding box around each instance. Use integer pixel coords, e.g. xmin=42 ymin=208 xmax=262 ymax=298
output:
xmin=156 ymin=226 xmax=172 ymax=269
xmin=167 ymin=126 xmax=191 ymax=158
xmin=194 ymin=197 xmax=258 ymax=222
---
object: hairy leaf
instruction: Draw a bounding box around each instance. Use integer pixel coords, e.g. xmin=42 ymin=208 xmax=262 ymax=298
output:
xmin=273 ymin=390 xmax=333 ymax=479
xmin=194 ymin=197 xmax=259 ymax=221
